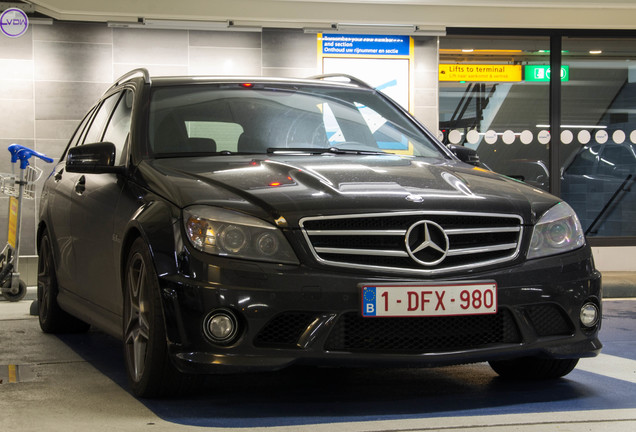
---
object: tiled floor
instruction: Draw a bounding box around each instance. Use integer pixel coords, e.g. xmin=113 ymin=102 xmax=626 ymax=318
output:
xmin=1 ymin=298 xmax=635 ymax=432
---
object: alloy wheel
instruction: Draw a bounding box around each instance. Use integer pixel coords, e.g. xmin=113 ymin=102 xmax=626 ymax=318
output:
xmin=124 ymin=252 xmax=151 ymax=383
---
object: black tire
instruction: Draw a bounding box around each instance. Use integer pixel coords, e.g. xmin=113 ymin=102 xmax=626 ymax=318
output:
xmin=489 ymin=357 xmax=579 ymax=380
xmin=2 ymin=278 xmax=27 ymax=302
xmin=123 ymin=237 xmax=190 ymax=398
xmin=38 ymin=231 xmax=90 ymax=333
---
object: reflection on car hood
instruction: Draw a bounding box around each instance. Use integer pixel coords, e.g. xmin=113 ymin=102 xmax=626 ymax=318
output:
xmin=138 ymin=154 xmax=559 ymax=225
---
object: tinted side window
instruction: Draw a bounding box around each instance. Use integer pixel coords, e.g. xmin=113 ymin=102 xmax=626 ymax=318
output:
xmin=103 ymin=90 xmax=133 ymax=164
xmin=83 ymin=93 xmax=120 ymax=145
xmin=69 ymin=107 xmax=97 ymax=149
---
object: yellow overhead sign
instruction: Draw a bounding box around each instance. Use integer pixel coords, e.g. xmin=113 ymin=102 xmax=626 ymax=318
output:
xmin=439 ymin=64 xmax=522 ymax=82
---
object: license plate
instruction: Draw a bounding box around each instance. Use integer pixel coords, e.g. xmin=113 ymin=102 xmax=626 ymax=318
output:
xmin=361 ymin=282 xmax=497 ymax=317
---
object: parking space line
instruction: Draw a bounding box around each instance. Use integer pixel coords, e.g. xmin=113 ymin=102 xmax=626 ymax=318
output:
xmin=578 ymin=353 xmax=636 ymax=383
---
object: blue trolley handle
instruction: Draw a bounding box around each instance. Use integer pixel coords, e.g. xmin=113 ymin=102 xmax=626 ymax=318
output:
xmin=8 ymin=144 xmax=54 ymax=169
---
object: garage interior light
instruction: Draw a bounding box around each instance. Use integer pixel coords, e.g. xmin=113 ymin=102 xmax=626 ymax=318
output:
xmin=311 ymin=23 xmax=445 ymax=36
xmin=29 ymin=17 xmax=53 ymax=25
xmin=144 ymin=19 xmax=231 ymax=30
xmin=107 ymin=19 xmax=262 ymax=32
xmin=536 ymin=124 xmax=607 ymax=129
xmin=107 ymin=19 xmax=443 ymax=35
xmin=440 ymin=49 xmax=523 ymax=54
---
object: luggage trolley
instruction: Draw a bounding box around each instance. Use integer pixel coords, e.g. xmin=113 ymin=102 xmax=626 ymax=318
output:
xmin=0 ymin=144 xmax=53 ymax=302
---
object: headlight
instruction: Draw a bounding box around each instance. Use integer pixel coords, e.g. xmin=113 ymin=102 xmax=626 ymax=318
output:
xmin=184 ymin=206 xmax=299 ymax=264
xmin=528 ymin=202 xmax=585 ymax=259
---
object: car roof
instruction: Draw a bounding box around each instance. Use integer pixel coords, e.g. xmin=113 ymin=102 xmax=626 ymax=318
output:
xmin=150 ymin=76 xmax=358 ymax=88
xmin=111 ymin=68 xmax=371 ymax=92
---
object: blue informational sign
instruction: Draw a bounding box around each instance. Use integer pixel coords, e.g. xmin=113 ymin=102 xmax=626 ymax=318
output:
xmin=321 ymin=34 xmax=410 ymax=56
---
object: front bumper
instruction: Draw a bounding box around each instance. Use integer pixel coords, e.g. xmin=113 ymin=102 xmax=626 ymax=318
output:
xmin=159 ymin=246 xmax=602 ymax=374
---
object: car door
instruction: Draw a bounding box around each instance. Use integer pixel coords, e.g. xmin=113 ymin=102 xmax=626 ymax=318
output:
xmin=69 ymin=89 xmax=134 ymax=315
xmin=46 ymin=106 xmax=98 ymax=293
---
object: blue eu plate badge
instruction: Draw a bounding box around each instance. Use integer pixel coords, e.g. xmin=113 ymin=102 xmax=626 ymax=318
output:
xmin=362 ymin=286 xmax=377 ymax=317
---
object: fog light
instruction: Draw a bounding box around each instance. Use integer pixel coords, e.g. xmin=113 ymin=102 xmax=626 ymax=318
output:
xmin=580 ymin=303 xmax=599 ymax=328
xmin=204 ymin=310 xmax=239 ymax=344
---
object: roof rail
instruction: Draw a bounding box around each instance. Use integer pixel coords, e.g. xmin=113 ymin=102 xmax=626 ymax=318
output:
xmin=310 ymin=73 xmax=374 ymax=90
xmin=110 ymin=68 xmax=151 ymax=90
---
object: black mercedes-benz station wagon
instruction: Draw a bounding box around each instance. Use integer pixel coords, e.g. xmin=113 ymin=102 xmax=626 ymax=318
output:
xmin=38 ymin=69 xmax=602 ymax=397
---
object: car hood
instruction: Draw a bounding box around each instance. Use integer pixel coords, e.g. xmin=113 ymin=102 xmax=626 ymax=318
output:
xmin=137 ymin=154 xmax=559 ymax=226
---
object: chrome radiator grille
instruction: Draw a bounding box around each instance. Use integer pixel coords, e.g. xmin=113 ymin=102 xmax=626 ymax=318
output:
xmin=300 ymin=211 xmax=524 ymax=275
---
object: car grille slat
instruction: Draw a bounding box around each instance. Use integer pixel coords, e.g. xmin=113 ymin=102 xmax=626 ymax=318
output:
xmin=446 ymin=243 xmax=519 ymax=256
xmin=306 ymin=229 xmax=407 ymax=236
xmin=314 ymin=247 xmax=409 ymax=257
xmin=300 ymin=211 xmax=524 ymax=275
xmin=445 ymin=226 xmax=521 ymax=235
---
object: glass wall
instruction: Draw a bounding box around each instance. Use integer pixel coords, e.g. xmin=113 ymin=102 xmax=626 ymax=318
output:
xmin=439 ymin=36 xmax=551 ymax=190
xmin=560 ymin=38 xmax=636 ymax=237
xmin=439 ymin=34 xmax=636 ymax=242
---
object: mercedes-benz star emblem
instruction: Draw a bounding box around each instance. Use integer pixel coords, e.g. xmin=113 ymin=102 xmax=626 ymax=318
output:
xmin=405 ymin=220 xmax=449 ymax=266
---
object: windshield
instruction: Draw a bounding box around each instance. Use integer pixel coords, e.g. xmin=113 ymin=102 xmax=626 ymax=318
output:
xmin=148 ymin=83 xmax=444 ymax=159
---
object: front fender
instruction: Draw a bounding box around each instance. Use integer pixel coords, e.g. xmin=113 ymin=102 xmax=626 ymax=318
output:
xmin=120 ymin=200 xmax=182 ymax=288
xmin=115 ymin=200 xmax=197 ymax=355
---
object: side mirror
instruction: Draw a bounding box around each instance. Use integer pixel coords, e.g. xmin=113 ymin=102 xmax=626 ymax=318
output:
xmin=66 ymin=142 xmax=124 ymax=174
xmin=447 ymin=144 xmax=481 ymax=166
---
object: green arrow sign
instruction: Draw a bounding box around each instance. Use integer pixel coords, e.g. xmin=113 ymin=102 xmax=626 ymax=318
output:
xmin=524 ymin=65 xmax=569 ymax=82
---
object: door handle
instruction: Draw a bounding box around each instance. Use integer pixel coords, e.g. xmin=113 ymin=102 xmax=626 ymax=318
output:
xmin=74 ymin=175 xmax=86 ymax=195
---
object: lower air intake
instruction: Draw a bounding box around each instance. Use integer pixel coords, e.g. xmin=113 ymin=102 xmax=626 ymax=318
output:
xmin=324 ymin=309 xmax=521 ymax=353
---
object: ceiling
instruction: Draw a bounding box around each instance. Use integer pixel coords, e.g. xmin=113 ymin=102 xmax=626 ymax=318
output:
xmin=5 ymin=0 xmax=636 ymax=32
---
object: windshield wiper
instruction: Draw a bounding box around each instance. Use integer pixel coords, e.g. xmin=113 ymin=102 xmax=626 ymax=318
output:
xmin=154 ymin=150 xmax=240 ymax=158
xmin=267 ymin=146 xmax=386 ymax=155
